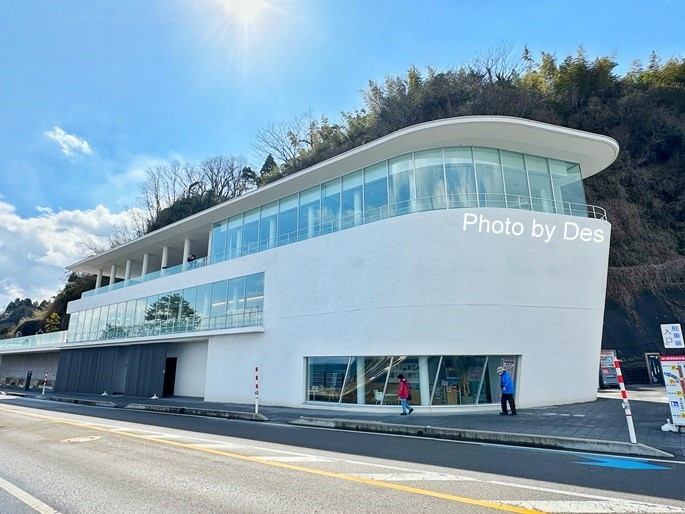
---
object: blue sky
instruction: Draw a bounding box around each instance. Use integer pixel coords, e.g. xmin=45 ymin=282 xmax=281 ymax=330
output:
xmin=0 ymin=0 xmax=683 ymax=310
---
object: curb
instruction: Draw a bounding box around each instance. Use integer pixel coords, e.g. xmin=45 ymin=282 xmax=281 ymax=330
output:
xmin=125 ymin=403 xmax=269 ymax=422
xmin=291 ymin=417 xmax=674 ymax=459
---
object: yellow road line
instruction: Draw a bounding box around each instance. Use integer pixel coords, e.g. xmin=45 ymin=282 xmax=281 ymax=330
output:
xmin=1 ymin=407 xmax=544 ymax=513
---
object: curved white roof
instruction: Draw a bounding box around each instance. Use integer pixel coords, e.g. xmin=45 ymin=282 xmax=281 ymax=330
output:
xmin=69 ymin=116 xmax=619 ymax=274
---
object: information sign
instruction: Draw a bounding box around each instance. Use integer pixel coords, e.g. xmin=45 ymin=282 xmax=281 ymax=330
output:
xmin=660 ymin=355 xmax=685 ymax=427
xmin=661 ymin=323 xmax=683 ymax=348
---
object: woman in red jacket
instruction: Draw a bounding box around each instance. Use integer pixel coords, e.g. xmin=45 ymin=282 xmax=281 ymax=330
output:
xmin=397 ymin=374 xmax=414 ymax=415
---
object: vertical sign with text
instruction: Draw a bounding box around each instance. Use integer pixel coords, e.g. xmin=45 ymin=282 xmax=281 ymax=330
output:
xmin=660 ymin=355 xmax=685 ymax=426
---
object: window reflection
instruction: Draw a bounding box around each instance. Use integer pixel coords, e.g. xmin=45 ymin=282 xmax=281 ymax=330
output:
xmin=306 ymin=354 xmax=518 ymax=407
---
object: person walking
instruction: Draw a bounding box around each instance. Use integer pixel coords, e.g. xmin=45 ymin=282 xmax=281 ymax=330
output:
xmin=497 ymin=366 xmax=517 ymax=415
xmin=397 ymin=374 xmax=414 ymax=415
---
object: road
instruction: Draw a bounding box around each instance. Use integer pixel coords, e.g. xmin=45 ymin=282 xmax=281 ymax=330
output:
xmin=0 ymin=395 xmax=683 ymax=513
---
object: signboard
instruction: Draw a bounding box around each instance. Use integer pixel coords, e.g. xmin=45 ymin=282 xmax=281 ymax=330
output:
xmin=660 ymin=323 xmax=683 ymax=348
xmin=660 ymin=355 xmax=685 ymax=427
xmin=599 ymin=349 xmax=618 ymax=388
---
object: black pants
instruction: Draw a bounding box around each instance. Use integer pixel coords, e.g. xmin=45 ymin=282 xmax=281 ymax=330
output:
xmin=501 ymin=393 xmax=516 ymax=415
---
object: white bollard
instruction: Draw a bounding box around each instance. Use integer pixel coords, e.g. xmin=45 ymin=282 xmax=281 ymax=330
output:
xmin=254 ymin=366 xmax=259 ymax=415
xmin=614 ymin=359 xmax=637 ymax=444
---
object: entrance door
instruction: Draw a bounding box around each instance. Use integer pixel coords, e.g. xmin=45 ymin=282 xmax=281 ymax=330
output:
xmin=163 ymin=357 xmax=177 ymax=397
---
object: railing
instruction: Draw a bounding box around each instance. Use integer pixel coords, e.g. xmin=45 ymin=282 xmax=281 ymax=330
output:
xmin=0 ymin=331 xmax=68 ymax=352
xmin=68 ymin=307 xmax=263 ymax=344
xmin=83 ymin=193 xmax=607 ymax=298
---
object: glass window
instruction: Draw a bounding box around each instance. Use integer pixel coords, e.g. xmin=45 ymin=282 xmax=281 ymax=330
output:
xmin=97 ymin=305 xmax=109 ymax=338
xmin=278 ymin=194 xmax=298 ymax=246
xmin=363 ymin=162 xmax=388 ymax=223
xmin=77 ymin=309 xmax=88 ymax=341
xmin=245 ymin=273 xmax=264 ymax=328
xmin=321 ymin=179 xmax=341 ymax=235
xmin=342 ymin=170 xmax=363 ymax=229
xmin=445 ymin=147 xmax=477 ymax=208
xmin=526 ymin=155 xmax=555 ymax=213
xmin=227 ymin=276 xmax=246 ymax=313
xmin=226 ymin=214 xmax=243 ymax=260
xmin=211 ymin=219 xmax=228 ymax=263
xmin=299 ymin=186 xmax=321 ymax=240
xmin=88 ymin=309 xmax=99 ymax=341
xmin=181 ymin=287 xmax=198 ymax=330
xmin=502 ymin=150 xmax=530 ymax=210
xmin=388 ymin=154 xmax=415 ymax=216
xmin=474 ymin=147 xmax=505 ymax=207
xmin=415 ymin=149 xmax=446 ymax=211
xmin=195 ymin=284 xmax=212 ymax=330
xmin=210 ymin=280 xmax=228 ymax=317
xmin=242 ymin=208 xmax=260 ymax=255
xmin=550 ymin=159 xmax=586 ymax=216
xmin=259 ymin=202 xmax=278 ymax=251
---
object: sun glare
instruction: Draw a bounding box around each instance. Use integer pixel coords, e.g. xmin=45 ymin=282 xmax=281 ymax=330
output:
xmin=224 ymin=0 xmax=269 ymax=25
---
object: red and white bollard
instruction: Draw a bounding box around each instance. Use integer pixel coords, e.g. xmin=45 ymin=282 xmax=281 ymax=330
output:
xmin=254 ymin=366 xmax=259 ymax=415
xmin=614 ymin=359 xmax=637 ymax=444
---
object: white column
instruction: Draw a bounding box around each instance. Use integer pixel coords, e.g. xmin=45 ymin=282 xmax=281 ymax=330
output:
xmin=95 ymin=270 xmax=103 ymax=289
xmin=183 ymin=238 xmax=191 ymax=263
xmin=161 ymin=246 xmax=169 ymax=269
xmin=141 ymin=253 xmax=149 ymax=276
xmin=124 ymin=260 xmax=132 ymax=281
xmin=207 ymin=228 xmax=213 ymax=263
xmin=354 ymin=190 xmax=362 ymax=226
xmin=356 ymin=357 xmax=366 ymax=405
xmin=109 ymin=264 xmax=117 ymax=289
xmin=419 ymin=357 xmax=430 ymax=407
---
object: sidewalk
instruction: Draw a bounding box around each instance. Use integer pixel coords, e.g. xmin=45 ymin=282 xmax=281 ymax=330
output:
xmin=2 ymin=384 xmax=682 ymax=460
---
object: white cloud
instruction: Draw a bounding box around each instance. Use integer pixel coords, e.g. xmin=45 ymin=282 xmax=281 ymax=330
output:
xmin=0 ymin=201 xmax=134 ymax=309
xmin=44 ymin=126 xmax=93 ymax=156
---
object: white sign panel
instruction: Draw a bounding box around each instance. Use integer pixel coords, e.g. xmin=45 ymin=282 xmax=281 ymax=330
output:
xmin=661 ymin=323 xmax=683 ymax=348
xmin=660 ymin=355 xmax=685 ymax=426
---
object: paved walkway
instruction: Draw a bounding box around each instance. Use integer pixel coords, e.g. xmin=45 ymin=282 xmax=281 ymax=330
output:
xmin=2 ymin=384 xmax=683 ymax=460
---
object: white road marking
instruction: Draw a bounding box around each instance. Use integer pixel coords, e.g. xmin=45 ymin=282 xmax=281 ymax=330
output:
xmin=352 ymin=472 xmax=475 ymax=482
xmin=500 ymin=500 xmax=685 ymax=513
xmin=0 ymin=476 xmax=60 ymax=514
xmin=253 ymin=456 xmax=332 ymax=462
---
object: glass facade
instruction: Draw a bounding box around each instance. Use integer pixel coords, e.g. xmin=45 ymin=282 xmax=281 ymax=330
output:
xmin=68 ymin=272 xmax=265 ymax=343
xmin=209 ymin=146 xmax=591 ymax=265
xmin=306 ymin=354 xmax=518 ymax=406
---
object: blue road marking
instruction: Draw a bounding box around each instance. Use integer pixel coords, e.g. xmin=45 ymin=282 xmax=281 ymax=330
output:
xmin=575 ymin=456 xmax=669 ymax=470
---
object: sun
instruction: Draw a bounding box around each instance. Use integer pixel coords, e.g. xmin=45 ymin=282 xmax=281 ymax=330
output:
xmin=223 ymin=0 xmax=269 ymax=25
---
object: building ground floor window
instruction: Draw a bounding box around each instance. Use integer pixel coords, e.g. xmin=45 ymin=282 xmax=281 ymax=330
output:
xmin=306 ymin=354 xmax=518 ymax=406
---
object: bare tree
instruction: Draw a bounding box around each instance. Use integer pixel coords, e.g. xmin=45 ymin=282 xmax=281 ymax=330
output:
xmin=198 ymin=155 xmax=255 ymax=200
xmin=252 ymin=112 xmax=315 ymax=167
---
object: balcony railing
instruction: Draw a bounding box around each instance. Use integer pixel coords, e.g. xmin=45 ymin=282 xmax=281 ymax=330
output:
xmin=0 ymin=331 xmax=68 ymax=352
xmin=68 ymin=307 xmax=263 ymax=344
xmin=83 ymin=193 xmax=607 ymax=298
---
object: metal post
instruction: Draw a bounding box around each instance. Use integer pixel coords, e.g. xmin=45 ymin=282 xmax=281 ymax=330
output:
xmin=254 ymin=366 xmax=259 ymax=415
xmin=42 ymin=370 xmax=48 ymax=396
xmin=614 ymin=359 xmax=637 ymax=444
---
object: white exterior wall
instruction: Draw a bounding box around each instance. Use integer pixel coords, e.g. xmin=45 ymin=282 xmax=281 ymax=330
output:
xmin=200 ymin=207 xmax=610 ymax=408
xmin=167 ymin=342 xmax=208 ymax=397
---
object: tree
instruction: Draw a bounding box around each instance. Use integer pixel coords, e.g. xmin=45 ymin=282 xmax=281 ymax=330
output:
xmin=44 ymin=313 xmax=61 ymax=333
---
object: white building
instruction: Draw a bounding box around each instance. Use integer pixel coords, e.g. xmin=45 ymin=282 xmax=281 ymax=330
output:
xmin=0 ymin=116 xmax=619 ymax=410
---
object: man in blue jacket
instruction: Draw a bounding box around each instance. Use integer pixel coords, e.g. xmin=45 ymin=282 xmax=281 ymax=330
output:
xmin=497 ymin=366 xmax=517 ymax=415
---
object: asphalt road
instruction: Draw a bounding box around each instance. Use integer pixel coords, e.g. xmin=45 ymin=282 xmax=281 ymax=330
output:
xmin=1 ymin=396 xmax=683 ymax=513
